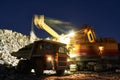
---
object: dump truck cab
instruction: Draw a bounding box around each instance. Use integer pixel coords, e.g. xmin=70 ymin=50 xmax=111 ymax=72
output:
xmin=12 ymin=40 xmax=69 ymax=75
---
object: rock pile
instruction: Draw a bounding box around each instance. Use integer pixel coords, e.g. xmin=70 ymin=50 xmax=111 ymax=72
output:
xmin=0 ymin=29 xmax=30 ymax=66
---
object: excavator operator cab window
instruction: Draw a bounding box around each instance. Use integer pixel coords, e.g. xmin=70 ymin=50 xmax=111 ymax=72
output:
xmin=89 ymin=33 xmax=93 ymax=41
xmin=87 ymin=30 xmax=96 ymax=43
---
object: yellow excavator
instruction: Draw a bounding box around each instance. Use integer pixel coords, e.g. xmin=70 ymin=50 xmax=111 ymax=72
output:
xmin=32 ymin=15 xmax=120 ymax=72
xmin=31 ymin=15 xmax=100 ymax=71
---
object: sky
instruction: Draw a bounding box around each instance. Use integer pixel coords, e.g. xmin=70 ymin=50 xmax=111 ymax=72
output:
xmin=0 ymin=0 xmax=120 ymax=42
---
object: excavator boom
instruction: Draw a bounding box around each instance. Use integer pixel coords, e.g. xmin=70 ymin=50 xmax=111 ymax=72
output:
xmin=33 ymin=15 xmax=59 ymax=39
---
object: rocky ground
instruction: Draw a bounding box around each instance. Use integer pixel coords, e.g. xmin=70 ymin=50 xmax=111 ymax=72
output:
xmin=42 ymin=73 xmax=120 ymax=80
xmin=0 ymin=29 xmax=30 ymax=66
xmin=0 ymin=65 xmax=120 ymax=80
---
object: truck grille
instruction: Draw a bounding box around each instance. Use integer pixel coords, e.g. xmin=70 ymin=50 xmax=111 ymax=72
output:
xmin=58 ymin=62 xmax=67 ymax=66
xmin=58 ymin=57 xmax=66 ymax=61
xmin=58 ymin=57 xmax=67 ymax=66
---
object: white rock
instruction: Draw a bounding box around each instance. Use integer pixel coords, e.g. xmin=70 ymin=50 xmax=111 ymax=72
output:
xmin=0 ymin=29 xmax=30 ymax=66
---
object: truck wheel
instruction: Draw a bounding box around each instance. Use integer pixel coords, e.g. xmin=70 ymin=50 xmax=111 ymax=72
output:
xmin=87 ymin=65 xmax=94 ymax=71
xmin=17 ymin=60 xmax=31 ymax=74
xmin=34 ymin=59 xmax=44 ymax=76
xmin=94 ymin=64 xmax=103 ymax=72
xmin=56 ymin=70 xmax=65 ymax=75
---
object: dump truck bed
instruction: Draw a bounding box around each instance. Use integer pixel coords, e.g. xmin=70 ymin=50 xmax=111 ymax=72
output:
xmin=12 ymin=43 xmax=33 ymax=59
xmin=11 ymin=40 xmax=66 ymax=59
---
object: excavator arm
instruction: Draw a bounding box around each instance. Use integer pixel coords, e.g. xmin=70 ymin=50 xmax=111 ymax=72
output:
xmin=33 ymin=15 xmax=97 ymax=44
xmin=33 ymin=15 xmax=59 ymax=39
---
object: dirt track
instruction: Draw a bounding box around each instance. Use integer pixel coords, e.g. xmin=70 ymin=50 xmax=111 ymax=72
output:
xmin=0 ymin=65 xmax=120 ymax=80
xmin=41 ymin=73 xmax=120 ymax=80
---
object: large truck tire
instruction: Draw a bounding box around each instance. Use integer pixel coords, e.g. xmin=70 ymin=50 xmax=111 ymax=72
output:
xmin=94 ymin=64 xmax=103 ymax=72
xmin=34 ymin=58 xmax=44 ymax=76
xmin=17 ymin=60 xmax=31 ymax=74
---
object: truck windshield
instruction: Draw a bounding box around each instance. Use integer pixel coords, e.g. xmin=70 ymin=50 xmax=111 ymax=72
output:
xmin=58 ymin=47 xmax=68 ymax=54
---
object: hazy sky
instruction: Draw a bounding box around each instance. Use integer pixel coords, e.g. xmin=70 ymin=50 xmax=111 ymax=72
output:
xmin=0 ymin=0 xmax=120 ymax=42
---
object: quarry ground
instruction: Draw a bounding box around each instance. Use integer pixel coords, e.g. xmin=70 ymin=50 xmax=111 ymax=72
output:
xmin=41 ymin=73 xmax=120 ymax=80
xmin=0 ymin=65 xmax=120 ymax=80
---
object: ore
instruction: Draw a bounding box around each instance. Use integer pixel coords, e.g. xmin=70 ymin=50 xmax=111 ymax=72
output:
xmin=0 ymin=29 xmax=30 ymax=66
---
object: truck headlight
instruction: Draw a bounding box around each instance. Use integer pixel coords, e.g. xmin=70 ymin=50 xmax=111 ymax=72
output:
xmin=67 ymin=58 xmax=70 ymax=62
xmin=47 ymin=56 xmax=52 ymax=61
